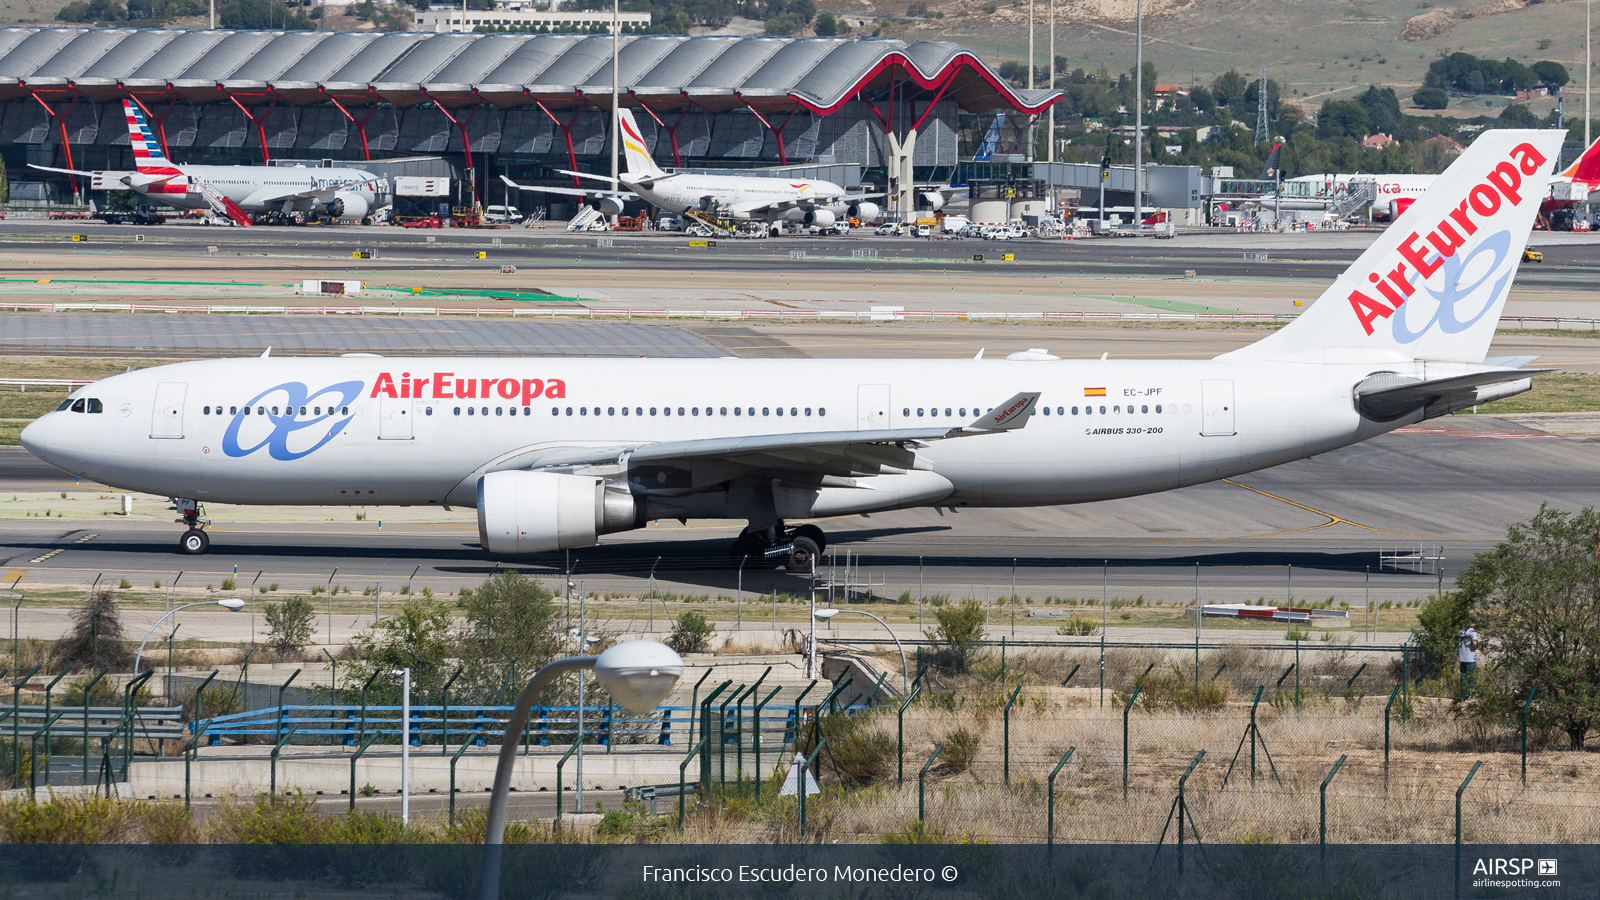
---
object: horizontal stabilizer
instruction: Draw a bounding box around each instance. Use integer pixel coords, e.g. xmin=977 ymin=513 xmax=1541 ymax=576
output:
xmin=1483 ymin=355 xmax=1540 ymax=369
xmin=1355 ymin=368 xmax=1550 ymax=421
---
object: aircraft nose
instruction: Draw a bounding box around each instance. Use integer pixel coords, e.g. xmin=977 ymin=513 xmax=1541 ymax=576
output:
xmin=19 ymin=414 xmax=69 ymax=467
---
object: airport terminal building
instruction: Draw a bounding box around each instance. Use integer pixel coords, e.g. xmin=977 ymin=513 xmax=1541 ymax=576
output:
xmin=0 ymin=28 xmax=1058 ymax=213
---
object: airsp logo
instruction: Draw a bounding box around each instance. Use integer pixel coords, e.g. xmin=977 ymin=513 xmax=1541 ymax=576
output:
xmin=222 ymin=381 xmax=363 ymax=461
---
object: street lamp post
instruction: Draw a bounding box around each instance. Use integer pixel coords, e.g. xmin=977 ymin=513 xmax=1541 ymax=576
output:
xmin=133 ymin=599 xmax=245 ymax=674
xmin=479 ymin=641 xmax=683 ymax=900
xmin=813 ymin=609 xmax=909 ymax=694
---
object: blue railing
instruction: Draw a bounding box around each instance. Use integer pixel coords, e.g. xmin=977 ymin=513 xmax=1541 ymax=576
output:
xmin=192 ymin=704 xmax=837 ymax=748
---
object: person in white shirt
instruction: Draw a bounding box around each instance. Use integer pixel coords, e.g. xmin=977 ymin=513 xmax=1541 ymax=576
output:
xmin=1458 ymin=623 xmax=1479 ymax=693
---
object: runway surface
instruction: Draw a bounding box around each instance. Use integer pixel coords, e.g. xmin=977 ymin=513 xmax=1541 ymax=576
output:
xmin=0 ymin=411 xmax=1591 ymax=627
xmin=3 ymin=221 xmax=1599 ymax=296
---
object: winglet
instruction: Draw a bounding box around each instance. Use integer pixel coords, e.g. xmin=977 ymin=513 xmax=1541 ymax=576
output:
xmin=960 ymin=391 xmax=1040 ymax=432
xmin=261 ymin=347 xmax=272 ymax=359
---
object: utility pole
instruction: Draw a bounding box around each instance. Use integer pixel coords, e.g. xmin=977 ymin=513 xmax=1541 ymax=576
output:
xmin=610 ymin=0 xmax=621 ymax=226
xmin=1587 ymin=0 xmax=1592 ymax=150
xmin=1255 ymin=66 xmax=1270 ymax=145
xmin=1133 ymin=0 xmax=1144 ymax=227
xmin=1047 ymin=0 xmax=1055 ymax=163
xmin=1027 ymin=0 xmax=1035 ymax=161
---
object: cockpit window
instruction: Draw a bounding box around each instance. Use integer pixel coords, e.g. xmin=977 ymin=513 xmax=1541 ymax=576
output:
xmin=56 ymin=399 xmax=73 ymax=412
xmin=86 ymin=399 xmax=103 ymax=414
xmin=70 ymin=399 xmax=86 ymax=413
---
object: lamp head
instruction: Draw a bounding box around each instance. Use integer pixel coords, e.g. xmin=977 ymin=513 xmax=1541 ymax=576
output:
xmin=217 ymin=598 xmax=245 ymax=611
xmin=593 ymin=640 xmax=683 ymax=714
xmin=813 ymin=609 xmax=840 ymax=621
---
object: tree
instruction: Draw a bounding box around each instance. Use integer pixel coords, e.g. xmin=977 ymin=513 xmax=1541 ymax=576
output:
xmin=1498 ymin=103 xmax=1540 ymax=129
xmin=58 ymin=587 xmax=129 ymax=670
xmin=455 ymin=572 xmax=566 ymax=704
xmin=263 ymin=596 xmax=317 ymax=654
xmin=1211 ymin=69 xmax=1248 ymax=106
xmin=666 ymin=610 xmax=714 ymax=654
xmin=1316 ymin=99 xmax=1369 ymax=141
xmin=1412 ymin=87 xmax=1449 ymax=110
xmin=925 ymin=598 xmax=986 ymax=673
xmin=219 ymin=0 xmax=314 ymax=29
xmin=1455 ymin=504 xmax=1600 ymax=749
xmin=1531 ymin=60 xmax=1569 ymax=91
xmin=812 ymin=11 xmax=839 ymax=34
xmin=1355 ymin=85 xmax=1403 ymax=138
xmin=348 ymin=597 xmax=456 ymax=703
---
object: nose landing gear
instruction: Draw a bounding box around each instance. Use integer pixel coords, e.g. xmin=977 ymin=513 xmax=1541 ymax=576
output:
xmin=172 ymin=498 xmax=210 ymax=555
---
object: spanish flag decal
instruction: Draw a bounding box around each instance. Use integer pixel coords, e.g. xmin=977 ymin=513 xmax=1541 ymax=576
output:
xmin=1084 ymin=387 xmax=1107 ymax=397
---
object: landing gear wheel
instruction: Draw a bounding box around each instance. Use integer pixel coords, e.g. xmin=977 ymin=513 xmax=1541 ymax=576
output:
xmin=179 ymin=528 xmax=209 ymax=555
xmin=791 ymin=524 xmax=826 ymax=553
xmin=788 ymin=535 xmax=820 ymax=571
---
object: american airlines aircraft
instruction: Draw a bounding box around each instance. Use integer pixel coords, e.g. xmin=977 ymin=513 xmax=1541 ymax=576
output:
xmin=31 ymin=100 xmax=384 ymax=227
xmin=21 ymin=130 xmax=1561 ymax=564
xmin=504 ymin=108 xmax=881 ymax=231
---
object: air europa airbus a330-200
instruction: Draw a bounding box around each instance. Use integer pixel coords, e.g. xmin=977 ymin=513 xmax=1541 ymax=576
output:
xmin=23 ymin=130 xmax=1563 ymax=564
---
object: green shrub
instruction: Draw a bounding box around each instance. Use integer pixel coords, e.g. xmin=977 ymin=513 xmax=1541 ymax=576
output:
xmin=795 ymin=712 xmax=895 ymax=783
xmin=222 ymin=578 xmax=236 ymax=590
xmin=209 ymin=792 xmax=323 ymax=844
xmin=263 ymin=595 xmax=317 ymax=653
xmin=0 ymin=795 xmax=139 ymax=843
xmin=925 ymin=598 xmax=986 ymax=673
xmin=666 ymin=610 xmax=714 ymax=654
xmin=1055 ymin=615 xmax=1098 ymax=636
xmin=940 ymin=726 xmax=980 ymax=774
xmin=881 ymin=818 xmax=950 ymax=843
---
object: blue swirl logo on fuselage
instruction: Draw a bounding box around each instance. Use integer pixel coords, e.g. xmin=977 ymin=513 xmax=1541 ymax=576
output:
xmin=222 ymin=381 xmax=364 ymax=461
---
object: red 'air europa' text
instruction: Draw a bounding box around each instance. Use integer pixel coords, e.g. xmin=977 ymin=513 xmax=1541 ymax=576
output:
xmin=1347 ymin=142 xmax=1547 ymax=336
xmin=368 ymin=372 xmax=567 ymax=405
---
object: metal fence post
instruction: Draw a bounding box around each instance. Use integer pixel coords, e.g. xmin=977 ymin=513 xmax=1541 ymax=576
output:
xmin=1123 ymin=685 xmax=1142 ymax=800
xmin=1383 ymin=683 xmax=1402 ymax=790
xmin=358 ymin=670 xmax=382 ymax=746
xmin=1320 ymin=754 xmax=1346 ymax=859
xmin=184 ymin=721 xmax=209 ymax=808
xmin=39 ymin=666 xmax=71 ymax=783
xmin=276 ymin=669 xmax=301 ymax=742
xmin=753 ymin=685 xmax=780 ymax=800
xmin=80 ymin=669 xmax=105 ymax=786
xmin=554 ymin=736 xmax=581 ymax=823
xmin=11 ymin=665 xmax=40 ymax=788
xmin=1003 ymin=684 xmax=1022 ymax=784
xmin=699 ymin=681 xmax=732 ymax=790
xmin=440 ymin=666 xmax=463 ymax=755
xmin=897 ymin=685 xmax=922 ymax=787
xmin=678 ymin=736 xmax=708 ymax=827
xmin=449 ymin=737 xmax=472 ymax=827
xmin=687 ymin=668 xmax=712 ymax=747
xmin=348 ymin=732 xmax=379 ymax=811
xmin=1047 ymin=747 xmax=1075 ymax=856
xmin=1176 ymin=750 xmax=1205 ymax=875
xmin=918 ymin=742 xmax=943 ymax=823
xmin=798 ymin=738 xmax=827 ymax=837
xmin=1455 ymin=760 xmax=1482 ymax=900
xmin=121 ymin=671 xmax=153 ymax=779
xmin=1520 ymin=686 xmax=1537 ymax=787
xmin=268 ymin=726 xmax=299 ymax=799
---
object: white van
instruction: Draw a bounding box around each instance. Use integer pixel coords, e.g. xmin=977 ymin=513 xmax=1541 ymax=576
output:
xmin=483 ymin=205 xmax=523 ymax=224
xmin=915 ymin=224 xmax=931 ymax=238
xmin=940 ymin=215 xmax=970 ymax=234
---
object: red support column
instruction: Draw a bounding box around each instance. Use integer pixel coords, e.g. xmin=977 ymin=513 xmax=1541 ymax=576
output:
xmin=324 ymin=92 xmax=377 ymax=162
xmin=30 ymin=91 xmax=81 ymax=204
xmin=738 ymin=100 xmax=799 ymax=167
xmin=228 ymin=94 xmax=278 ymax=165
xmin=631 ymin=99 xmax=688 ymax=168
xmin=534 ymin=100 xmax=583 ymax=186
xmin=429 ymin=98 xmax=485 ymax=210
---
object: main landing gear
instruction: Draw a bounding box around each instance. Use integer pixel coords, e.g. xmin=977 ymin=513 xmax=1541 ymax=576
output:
xmin=173 ymin=498 xmax=210 ymax=555
xmin=730 ymin=522 xmax=825 ymax=570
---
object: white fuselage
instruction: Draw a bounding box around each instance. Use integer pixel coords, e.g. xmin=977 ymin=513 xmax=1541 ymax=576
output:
xmin=624 ymin=174 xmax=847 ymax=220
xmin=22 ymin=356 xmax=1416 ymax=516
xmin=96 ymin=165 xmax=383 ymax=214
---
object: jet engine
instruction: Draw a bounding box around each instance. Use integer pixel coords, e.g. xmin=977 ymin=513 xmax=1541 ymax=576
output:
xmin=477 ymin=470 xmax=641 ymax=554
xmin=803 ymin=208 xmax=836 ymax=227
xmin=919 ymin=191 xmax=946 ymax=211
xmin=847 ymin=201 xmax=880 ymax=222
xmin=593 ymin=196 xmax=625 ymax=217
xmin=327 ymin=192 xmax=370 ymax=220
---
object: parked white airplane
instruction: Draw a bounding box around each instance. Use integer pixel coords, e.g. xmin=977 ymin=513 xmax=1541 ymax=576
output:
xmin=31 ymin=100 xmax=384 ymax=226
xmin=503 ymin=108 xmax=881 ymax=231
xmin=23 ymin=130 xmax=1561 ymax=563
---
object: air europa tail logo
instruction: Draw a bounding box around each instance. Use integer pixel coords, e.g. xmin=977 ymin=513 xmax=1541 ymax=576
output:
xmin=1348 ymin=141 xmax=1547 ymax=338
xmin=370 ymin=372 xmax=567 ymax=406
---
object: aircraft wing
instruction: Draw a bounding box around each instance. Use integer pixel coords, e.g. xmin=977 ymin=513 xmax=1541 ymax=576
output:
xmin=509 ymin=391 xmax=1040 ymax=478
xmin=249 ymin=175 xmax=382 ymax=205
xmin=501 ymin=175 xmax=636 ymax=201
xmin=29 ymin=164 xmax=100 ymax=178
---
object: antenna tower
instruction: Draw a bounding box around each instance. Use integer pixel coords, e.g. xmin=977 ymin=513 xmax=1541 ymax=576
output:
xmin=1255 ymin=65 xmax=1270 ymax=144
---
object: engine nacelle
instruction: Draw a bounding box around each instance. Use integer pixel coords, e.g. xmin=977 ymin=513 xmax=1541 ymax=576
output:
xmin=919 ymin=191 xmax=946 ymax=211
xmin=328 ymin=192 xmax=370 ymax=220
xmin=803 ymin=208 xmax=836 ymax=227
xmin=476 ymin=470 xmax=639 ymax=554
xmin=594 ymin=196 xmax=625 ymax=217
xmin=847 ymin=201 xmax=880 ymax=222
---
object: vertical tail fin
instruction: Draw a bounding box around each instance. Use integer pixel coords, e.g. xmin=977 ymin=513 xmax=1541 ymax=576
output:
xmin=123 ymin=99 xmax=172 ymax=170
xmin=616 ymin=108 xmax=667 ymax=180
xmin=1558 ymin=135 xmax=1600 ymax=189
xmin=1224 ymin=129 xmax=1566 ymax=364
